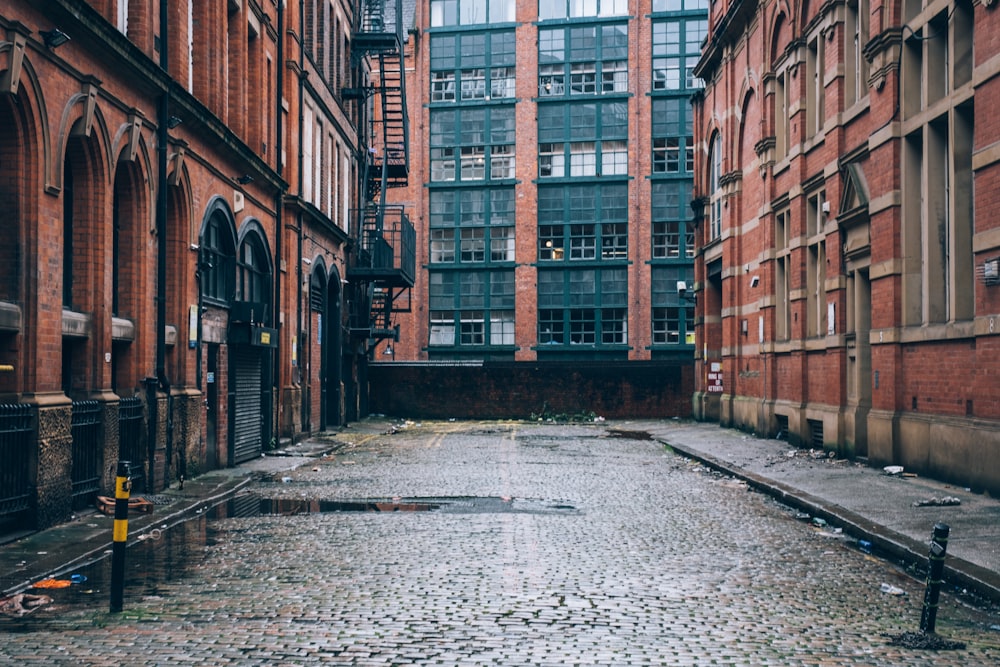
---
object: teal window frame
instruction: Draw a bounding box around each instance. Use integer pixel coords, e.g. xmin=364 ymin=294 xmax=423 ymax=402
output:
xmin=430 ymin=106 xmax=516 ymax=183
xmin=537 ymin=267 xmax=628 ymax=346
xmin=538 ymin=101 xmax=628 ymax=178
xmin=538 ymin=0 xmax=629 ymax=21
xmin=651 ymin=98 xmax=694 ymax=175
xmin=429 ymin=188 xmax=516 ymax=266
xmin=431 ymin=0 xmax=516 ymax=27
xmin=430 ymin=31 xmax=516 ymax=104
xmin=652 ymin=17 xmax=707 ymax=91
xmin=651 ymin=265 xmax=694 ymax=345
xmin=428 ymin=269 xmax=516 ymax=347
xmin=538 ymin=23 xmax=629 ymax=98
xmin=538 ymin=183 xmax=628 ymax=262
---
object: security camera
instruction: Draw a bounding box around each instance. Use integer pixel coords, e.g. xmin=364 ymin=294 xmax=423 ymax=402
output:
xmin=676 ymin=280 xmax=687 ymax=296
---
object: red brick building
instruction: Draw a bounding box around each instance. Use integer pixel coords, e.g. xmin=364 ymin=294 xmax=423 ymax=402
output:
xmin=0 ymin=0 xmax=412 ymax=534
xmin=691 ymin=0 xmax=1000 ymax=494
xmin=379 ymin=1 xmax=702 ymax=417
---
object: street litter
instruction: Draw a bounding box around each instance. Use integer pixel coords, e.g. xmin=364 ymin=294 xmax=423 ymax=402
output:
xmin=880 ymin=583 xmax=907 ymax=595
xmin=97 ymin=495 xmax=154 ymax=515
xmin=912 ymin=496 xmax=961 ymax=507
xmin=883 ymin=465 xmax=904 ymax=476
xmin=0 ymin=593 xmax=53 ymax=616
xmin=31 ymin=578 xmax=72 ymax=589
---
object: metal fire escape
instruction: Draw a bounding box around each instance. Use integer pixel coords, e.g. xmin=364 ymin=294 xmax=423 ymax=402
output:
xmin=346 ymin=0 xmax=415 ymax=346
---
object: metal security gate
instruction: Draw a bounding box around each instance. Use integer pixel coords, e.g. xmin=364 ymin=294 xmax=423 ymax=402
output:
xmin=71 ymin=400 xmax=103 ymax=510
xmin=118 ymin=396 xmax=145 ymax=493
xmin=0 ymin=404 xmax=34 ymax=530
xmin=232 ymin=346 xmax=263 ymax=463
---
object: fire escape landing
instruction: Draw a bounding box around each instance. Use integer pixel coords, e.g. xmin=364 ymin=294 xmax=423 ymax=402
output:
xmin=346 ymin=0 xmax=414 ymax=344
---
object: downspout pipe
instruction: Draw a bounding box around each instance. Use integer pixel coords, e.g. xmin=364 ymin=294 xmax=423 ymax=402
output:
xmin=272 ymin=0 xmax=286 ymax=447
xmin=155 ymin=0 xmax=173 ymax=486
xmin=297 ymin=0 xmax=306 ymax=432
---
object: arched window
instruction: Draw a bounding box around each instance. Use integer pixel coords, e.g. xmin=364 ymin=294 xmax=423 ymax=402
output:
xmin=237 ymin=232 xmax=269 ymax=306
xmin=709 ymin=132 xmax=722 ymax=240
xmin=201 ymin=210 xmax=236 ymax=304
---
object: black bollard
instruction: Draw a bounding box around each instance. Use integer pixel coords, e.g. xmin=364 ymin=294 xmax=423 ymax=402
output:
xmin=109 ymin=461 xmax=131 ymax=613
xmin=919 ymin=523 xmax=950 ymax=635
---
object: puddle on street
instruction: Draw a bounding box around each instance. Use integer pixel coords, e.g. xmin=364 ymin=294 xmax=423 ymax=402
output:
xmin=253 ymin=494 xmax=577 ymax=516
xmin=0 ymin=511 xmax=217 ymax=632
xmin=0 ymin=493 xmax=577 ymax=631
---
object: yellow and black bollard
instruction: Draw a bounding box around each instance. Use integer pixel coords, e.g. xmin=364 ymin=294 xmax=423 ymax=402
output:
xmin=109 ymin=460 xmax=131 ymax=613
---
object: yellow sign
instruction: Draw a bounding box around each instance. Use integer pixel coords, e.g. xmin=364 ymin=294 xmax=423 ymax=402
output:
xmin=260 ymin=331 xmax=271 ymax=345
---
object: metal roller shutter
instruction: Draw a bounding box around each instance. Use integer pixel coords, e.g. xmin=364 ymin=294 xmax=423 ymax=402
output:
xmin=233 ymin=347 xmax=262 ymax=463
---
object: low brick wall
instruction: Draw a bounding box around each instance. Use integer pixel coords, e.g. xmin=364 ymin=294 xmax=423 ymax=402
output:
xmin=368 ymin=360 xmax=694 ymax=420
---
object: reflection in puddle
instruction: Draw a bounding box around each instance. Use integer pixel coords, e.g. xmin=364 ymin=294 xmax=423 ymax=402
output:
xmin=0 ymin=494 xmax=577 ymax=631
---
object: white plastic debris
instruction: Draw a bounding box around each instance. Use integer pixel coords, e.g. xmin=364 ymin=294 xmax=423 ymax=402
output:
xmin=880 ymin=583 xmax=907 ymax=596
xmin=883 ymin=465 xmax=904 ymax=476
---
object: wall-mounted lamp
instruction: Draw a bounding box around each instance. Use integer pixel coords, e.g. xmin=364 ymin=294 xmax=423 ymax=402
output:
xmin=236 ymin=174 xmax=254 ymax=185
xmin=677 ymin=280 xmax=697 ymax=304
xmin=167 ymin=115 xmax=183 ymax=129
xmin=41 ymin=28 xmax=70 ymax=49
xmin=383 ymin=345 xmax=393 ymax=356
xmin=750 ymin=275 xmax=760 ymax=288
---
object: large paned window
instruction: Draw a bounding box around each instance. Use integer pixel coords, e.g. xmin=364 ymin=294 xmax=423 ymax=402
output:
xmin=651 ymin=181 xmax=694 ymax=259
xmin=538 ymin=24 xmax=628 ymax=98
xmin=430 ymin=31 xmax=516 ymax=103
xmin=429 ymin=189 xmax=515 ymax=265
xmin=652 ymin=266 xmax=694 ymax=344
xmin=806 ymin=33 xmax=825 ymax=138
xmin=805 ymin=191 xmax=827 ymax=338
xmin=202 ymin=211 xmax=236 ymax=304
xmin=652 ymin=97 xmax=693 ymax=174
xmin=237 ymin=232 xmax=270 ymax=306
xmin=651 ymin=0 xmax=708 ymax=10
xmin=431 ymin=0 xmax=515 ymax=27
xmin=539 ymin=0 xmax=628 ymax=21
xmin=845 ymin=0 xmax=870 ymax=108
xmin=900 ymin=1 xmax=974 ymax=326
xmin=709 ymin=132 xmax=722 ymax=240
xmin=537 ymin=268 xmax=628 ymax=346
xmin=652 ymin=17 xmax=706 ymax=91
xmin=774 ymin=206 xmax=791 ymax=341
xmin=428 ymin=270 xmax=515 ymax=347
xmin=538 ymin=102 xmax=628 ymax=177
xmin=538 ymin=184 xmax=627 ymax=261
xmin=431 ymin=107 xmax=516 ymax=182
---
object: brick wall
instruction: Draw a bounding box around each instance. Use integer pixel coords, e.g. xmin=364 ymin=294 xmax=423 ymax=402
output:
xmin=369 ymin=360 xmax=694 ymax=420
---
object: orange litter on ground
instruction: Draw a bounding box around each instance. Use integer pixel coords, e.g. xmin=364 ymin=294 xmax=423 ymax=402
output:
xmin=31 ymin=578 xmax=72 ymax=589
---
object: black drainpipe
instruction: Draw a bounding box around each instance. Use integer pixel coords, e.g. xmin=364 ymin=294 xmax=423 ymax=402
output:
xmin=271 ymin=3 xmax=285 ymax=449
xmin=155 ymin=1 xmax=173 ymax=488
xmin=297 ymin=0 xmax=306 ymax=434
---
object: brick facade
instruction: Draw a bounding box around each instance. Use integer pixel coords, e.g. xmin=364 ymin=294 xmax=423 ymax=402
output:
xmin=384 ymin=1 xmax=700 ymax=413
xmin=0 ymin=0 xmax=375 ymax=534
xmin=692 ymin=0 xmax=1000 ymax=494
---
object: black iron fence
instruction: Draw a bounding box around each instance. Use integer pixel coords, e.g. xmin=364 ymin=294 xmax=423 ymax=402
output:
xmin=117 ymin=396 xmax=145 ymax=493
xmin=0 ymin=403 xmax=34 ymax=528
xmin=71 ymin=400 xmax=103 ymax=510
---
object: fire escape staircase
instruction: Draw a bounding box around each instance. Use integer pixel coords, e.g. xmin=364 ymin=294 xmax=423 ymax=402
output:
xmin=346 ymin=0 xmax=414 ymax=345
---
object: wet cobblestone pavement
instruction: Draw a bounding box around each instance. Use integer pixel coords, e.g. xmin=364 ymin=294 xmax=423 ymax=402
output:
xmin=2 ymin=420 xmax=999 ymax=665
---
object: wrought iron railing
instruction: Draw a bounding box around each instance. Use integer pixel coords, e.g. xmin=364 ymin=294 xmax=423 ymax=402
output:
xmin=0 ymin=404 xmax=34 ymax=524
xmin=71 ymin=400 xmax=103 ymax=509
xmin=118 ymin=396 xmax=145 ymax=493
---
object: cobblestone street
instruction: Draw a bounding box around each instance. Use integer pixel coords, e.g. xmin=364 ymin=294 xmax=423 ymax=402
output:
xmin=2 ymin=420 xmax=998 ymax=665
